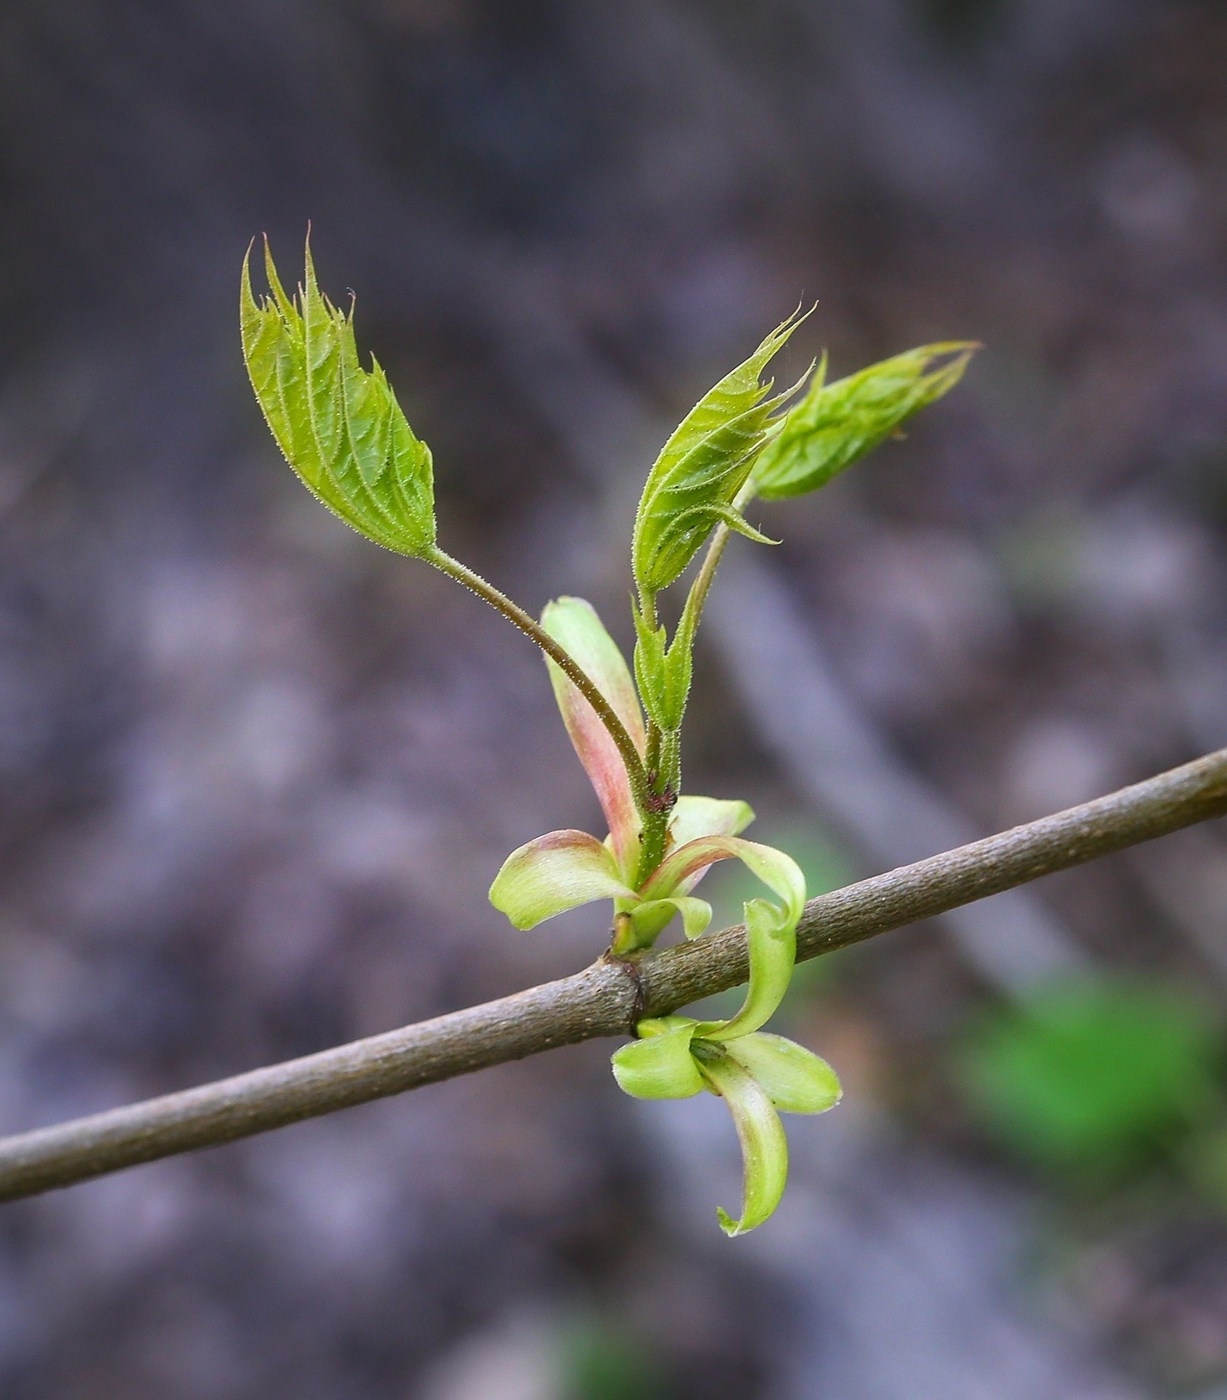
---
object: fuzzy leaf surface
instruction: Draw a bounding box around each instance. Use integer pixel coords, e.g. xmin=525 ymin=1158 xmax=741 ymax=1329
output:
xmin=242 ymin=239 xmax=436 ymax=556
xmin=752 ymin=342 xmax=977 ymax=500
xmin=632 ymin=314 xmax=804 ymax=594
xmin=630 ymin=603 xmax=696 ymax=735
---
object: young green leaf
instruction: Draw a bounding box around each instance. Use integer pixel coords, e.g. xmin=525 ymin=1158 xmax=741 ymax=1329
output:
xmin=752 ymin=342 xmax=978 ymax=500
xmin=698 ymin=1051 xmax=791 ymax=1237
xmin=241 ymin=237 xmax=437 ymax=556
xmin=632 ymin=313 xmax=808 ymax=596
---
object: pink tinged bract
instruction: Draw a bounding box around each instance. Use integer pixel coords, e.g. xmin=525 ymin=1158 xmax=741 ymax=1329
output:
xmin=488 ymin=829 xmax=635 ymax=930
xmin=541 ymin=598 xmax=646 ymax=877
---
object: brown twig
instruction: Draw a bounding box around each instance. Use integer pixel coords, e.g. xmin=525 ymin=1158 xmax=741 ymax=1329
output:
xmin=0 ymin=748 xmax=1224 ymax=1203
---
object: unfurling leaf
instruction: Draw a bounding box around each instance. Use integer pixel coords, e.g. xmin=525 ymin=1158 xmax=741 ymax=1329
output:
xmin=632 ymin=312 xmax=808 ymax=596
xmin=628 ymin=895 xmax=712 ymax=943
xmin=541 ymin=597 xmax=646 ymax=876
xmin=242 ymin=238 xmax=437 ymax=556
xmin=752 ymin=342 xmax=978 ymax=500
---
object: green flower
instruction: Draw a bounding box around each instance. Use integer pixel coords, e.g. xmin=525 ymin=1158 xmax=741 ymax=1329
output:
xmin=487 ymin=594 xmax=839 ymax=1233
xmin=610 ymin=905 xmax=841 ymax=1235
xmin=488 ymin=597 xmax=802 ymax=956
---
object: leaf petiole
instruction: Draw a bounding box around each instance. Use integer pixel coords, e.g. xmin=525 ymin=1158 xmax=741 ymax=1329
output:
xmin=425 ymin=546 xmax=654 ymax=818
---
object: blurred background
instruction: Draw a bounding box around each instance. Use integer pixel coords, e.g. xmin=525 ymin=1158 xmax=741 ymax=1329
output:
xmin=1 ymin=0 xmax=1227 ymax=1395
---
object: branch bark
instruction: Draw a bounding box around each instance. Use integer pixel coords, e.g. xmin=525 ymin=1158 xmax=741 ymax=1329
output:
xmin=1 ymin=748 xmax=1225 ymax=1203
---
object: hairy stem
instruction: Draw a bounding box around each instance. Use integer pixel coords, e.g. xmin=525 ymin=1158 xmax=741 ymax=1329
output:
xmin=629 ymin=482 xmax=753 ymax=889
xmin=427 ymin=546 xmax=651 ymax=811
xmin=680 ymin=477 xmax=758 ymax=644
xmin=631 ymin=586 xmax=673 ymax=884
xmin=0 ymin=747 xmax=1224 ymax=1202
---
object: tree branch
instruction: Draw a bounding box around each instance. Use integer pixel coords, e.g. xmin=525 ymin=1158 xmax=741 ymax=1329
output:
xmin=1 ymin=748 xmax=1225 ymax=1203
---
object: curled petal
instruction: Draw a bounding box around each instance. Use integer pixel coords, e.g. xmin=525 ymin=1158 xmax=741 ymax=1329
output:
xmin=697 ymin=893 xmax=797 ymax=1042
xmin=542 ymin=597 xmax=646 ymax=875
xmin=628 ymin=896 xmax=713 ymax=946
xmin=640 ymin=835 xmax=801 ymax=920
xmin=723 ymin=1033 xmax=842 ymax=1114
xmin=612 ymin=1018 xmax=704 ymax=1099
xmin=489 ymin=829 xmax=633 ymax=930
xmin=665 ymin=797 xmax=754 ymax=892
xmin=641 ymin=838 xmax=804 ymax=1041
xmin=697 ymin=1050 xmax=790 ymax=1236
xmin=660 ymin=897 xmax=713 ymax=940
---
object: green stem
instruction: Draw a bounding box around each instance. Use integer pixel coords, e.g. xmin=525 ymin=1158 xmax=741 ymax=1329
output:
xmin=635 ymin=806 xmax=670 ymax=890
xmin=631 ymin=480 xmax=754 ymax=888
xmin=628 ymin=589 xmax=671 ymax=886
xmin=679 ymin=478 xmax=757 ymax=642
xmin=426 ymin=546 xmax=652 ymax=811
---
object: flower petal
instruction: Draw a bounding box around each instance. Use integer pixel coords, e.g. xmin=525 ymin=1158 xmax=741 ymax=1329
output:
xmin=723 ymin=1033 xmax=842 ymax=1114
xmin=667 ymin=796 xmax=755 ymax=848
xmin=640 ymin=835 xmax=801 ymax=917
xmin=697 ymin=1049 xmax=790 ymax=1236
xmin=612 ymin=1018 xmax=704 ymax=1099
xmin=665 ymin=797 xmax=754 ymax=892
xmin=643 ymin=838 xmax=804 ymax=1041
xmin=542 ymin=597 xmax=646 ymax=875
xmin=489 ymin=829 xmax=634 ymax=930
xmin=627 ymin=895 xmax=713 ymax=946
xmin=698 ymin=894 xmax=797 ymax=1041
